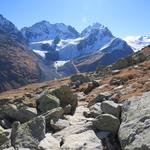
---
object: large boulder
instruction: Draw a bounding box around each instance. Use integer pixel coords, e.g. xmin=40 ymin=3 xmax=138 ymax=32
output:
xmin=36 ymin=94 xmax=60 ymax=113
xmin=38 ymin=133 xmax=60 ymax=150
xmin=88 ymin=92 xmax=113 ymax=107
xmin=0 ymin=104 xmax=37 ymax=123
xmin=93 ymin=114 xmax=120 ymax=135
xmin=12 ymin=116 xmax=45 ymax=149
xmin=119 ymin=92 xmax=150 ymax=150
xmin=61 ymin=130 xmax=103 ymax=149
xmin=52 ymin=85 xmax=78 ymax=115
xmin=53 ymin=122 xmax=92 ymax=142
xmin=70 ymin=74 xmax=91 ymax=84
xmin=101 ymin=101 xmax=122 ymax=118
xmin=43 ymin=107 xmax=64 ymax=125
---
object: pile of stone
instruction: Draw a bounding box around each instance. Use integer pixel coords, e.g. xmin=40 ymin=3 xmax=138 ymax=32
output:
xmin=0 ymin=85 xmax=78 ymax=149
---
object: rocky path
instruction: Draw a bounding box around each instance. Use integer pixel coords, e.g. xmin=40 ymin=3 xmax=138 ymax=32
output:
xmin=65 ymin=101 xmax=92 ymax=125
xmin=53 ymin=101 xmax=104 ymax=150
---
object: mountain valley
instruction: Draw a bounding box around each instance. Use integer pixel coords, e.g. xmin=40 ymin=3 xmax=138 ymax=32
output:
xmin=0 ymin=13 xmax=150 ymax=150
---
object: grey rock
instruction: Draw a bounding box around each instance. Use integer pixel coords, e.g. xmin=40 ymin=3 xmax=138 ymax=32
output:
xmin=75 ymin=92 xmax=86 ymax=101
xmin=13 ymin=116 xmax=45 ymax=150
xmin=96 ymin=131 xmax=111 ymax=139
xmin=89 ymin=102 xmax=102 ymax=118
xmin=61 ymin=130 xmax=103 ymax=150
xmin=1 ymin=104 xmax=37 ymax=123
xmin=110 ymin=77 xmax=125 ymax=86
xmin=119 ymin=92 xmax=150 ymax=150
xmin=38 ymin=133 xmax=60 ymax=150
xmin=93 ymin=114 xmax=120 ymax=135
xmin=84 ymin=81 xmax=99 ymax=94
xmin=101 ymin=101 xmax=122 ymax=118
xmin=97 ymin=131 xmax=121 ymax=150
xmin=50 ymin=119 xmax=70 ymax=131
xmin=70 ymin=74 xmax=91 ymax=84
xmin=37 ymin=94 xmax=60 ymax=113
xmin=144 ymin=81 xmax=150 ymax=92
xmin=88 ymin=92 xmax=113 ymax=107
xmin=53 ymin=122 xmax=92 ymax=142
xmin=43 ymin=107 xmax=64 ymax=125
xmin=63 ymin=104 xmax=71 ymax=115
xmin=52 ymin=85 xmax=78 ymax=115
xmin=0 ymin=126 xmax=11 ymax=146
xmin=112 ymin=69 xmax=121 ymax=75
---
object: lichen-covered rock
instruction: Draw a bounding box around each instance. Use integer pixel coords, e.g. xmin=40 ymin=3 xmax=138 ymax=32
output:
xmin=119 ymin=92 xmax=150 ymax=150
xmin=43 ymin=107 xmax=64 ymax=125
xmin=93 ymin=114 xmax=120 ymax=135
xmin=52 ymin=85 xmax=78 ymax=115
xmin=1 ymin=104 xmax=37 ymax=123
xmin=12 ymin=116 xmax=45 ymax=150
xmin=36 ymin=94 xmax=60 ymax=113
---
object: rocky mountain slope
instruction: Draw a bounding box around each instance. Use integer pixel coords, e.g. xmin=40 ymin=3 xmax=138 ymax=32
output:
xmin=124 ymin=35 xmax=150 ymax=52
xmin=22 ymin=22 xmax=133 ymax=72
xmin=0 ymin=45 xmax=149 ymax=149
xmin=0 ymin=15 xmax=79 ymax=92
xmin=0 ymin=25 xmax=42 ymax=92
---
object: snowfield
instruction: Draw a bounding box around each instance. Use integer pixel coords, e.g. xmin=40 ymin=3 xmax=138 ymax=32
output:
xmin=124 ymin=36 xmax=150 ymax=52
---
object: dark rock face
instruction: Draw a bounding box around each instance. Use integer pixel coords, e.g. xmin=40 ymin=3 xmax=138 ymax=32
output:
xmin=0 ymin=31 xmax=41 ymax=92
xmin=0 ymin=15 xmax=63 ymax=92
xmin=0 ymin=15 xmax=27 ymax=44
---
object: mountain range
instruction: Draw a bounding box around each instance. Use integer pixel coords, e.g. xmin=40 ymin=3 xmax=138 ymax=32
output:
xmin=21 ymin=21 xmax=133 ymax=72
xmin=0 ymin=14 xmax=149 ymax=92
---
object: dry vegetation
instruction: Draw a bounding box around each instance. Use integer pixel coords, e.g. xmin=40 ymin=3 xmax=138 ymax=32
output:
xmin=0 ymin=46 xmax=150 ymax=105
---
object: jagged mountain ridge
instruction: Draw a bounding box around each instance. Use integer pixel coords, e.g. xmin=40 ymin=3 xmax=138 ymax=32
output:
xmin=21 ymin=21 xmax=79 ymax=42
xmin=23 ymin=22 xmax=133 ymax=72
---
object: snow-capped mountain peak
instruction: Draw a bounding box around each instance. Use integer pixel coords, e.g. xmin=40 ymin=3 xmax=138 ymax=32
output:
xmin=27 ymin=22 xmax=133 ymax=61
xmin=81 ymin=22 xmax=113 ymax=38
xmin=124 ymin=35 xmax=150 ymax=52
xmin=21 ymin=21 xmax=79 ymax=42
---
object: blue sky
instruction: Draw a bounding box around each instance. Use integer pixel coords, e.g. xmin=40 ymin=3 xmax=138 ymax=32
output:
xmin=0 ymin=0 xmax=149 ymax=38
